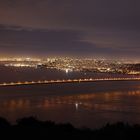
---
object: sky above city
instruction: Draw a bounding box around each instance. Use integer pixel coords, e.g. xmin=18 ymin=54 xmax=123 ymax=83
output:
xmin=0 ymin=0 xmax=140 ymax=59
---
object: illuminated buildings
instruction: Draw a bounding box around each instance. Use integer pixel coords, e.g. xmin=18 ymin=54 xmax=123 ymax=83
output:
xmin=0 ymin=57 xmax=140 ymax=75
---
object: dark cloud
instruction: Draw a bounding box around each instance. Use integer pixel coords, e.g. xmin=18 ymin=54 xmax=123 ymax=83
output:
xmin=0 ymin=0 xmax=140 ymax=29
xmin=0 ymin=0 xmax=140 ymax=59
xmin=0 ymin=26 xmax=107 ymax=57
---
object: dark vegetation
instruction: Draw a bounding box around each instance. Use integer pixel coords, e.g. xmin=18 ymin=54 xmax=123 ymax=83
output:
xmin=0 ymin=117 xmax=140 ymax=139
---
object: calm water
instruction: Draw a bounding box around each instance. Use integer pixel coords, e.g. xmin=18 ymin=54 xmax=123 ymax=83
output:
xmin=0 ymin=67 xmax=140 ymax=128
xmin=0 ymin=81 xmax=140 ymax=128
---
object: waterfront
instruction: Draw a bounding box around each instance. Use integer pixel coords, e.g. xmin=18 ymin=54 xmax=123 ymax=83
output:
xmin=0 ymin=81 xmax=140 ymax=128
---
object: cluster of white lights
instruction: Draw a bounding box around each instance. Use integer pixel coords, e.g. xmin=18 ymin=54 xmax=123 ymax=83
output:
xmin=0 ymin=57 xmax=41 ymax=62
xmin=4 ymin=63 xmax=36 ymax=68
xmin=65 ymin=68 xmax=73 ymax=73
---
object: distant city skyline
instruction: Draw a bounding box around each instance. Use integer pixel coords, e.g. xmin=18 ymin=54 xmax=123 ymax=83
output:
xmin=0 ymin=0 xmax=140 ymax=60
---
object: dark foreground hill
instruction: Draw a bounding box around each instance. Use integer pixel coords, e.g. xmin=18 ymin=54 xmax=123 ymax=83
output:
xmin=0 ymin=117 xmax=140 ymax=140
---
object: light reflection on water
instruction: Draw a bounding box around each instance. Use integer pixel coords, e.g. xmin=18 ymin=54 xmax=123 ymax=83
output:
xmin=0 ymin=81 xmax=140 ymax=128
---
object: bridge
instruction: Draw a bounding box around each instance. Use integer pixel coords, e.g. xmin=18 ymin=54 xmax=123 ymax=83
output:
xmin=0 ymin=77 xmax=140 ymax=87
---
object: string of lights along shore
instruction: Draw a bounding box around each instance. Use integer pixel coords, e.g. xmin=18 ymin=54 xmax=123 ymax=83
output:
xmin=0 ymin=77 xmax=140 ymax=87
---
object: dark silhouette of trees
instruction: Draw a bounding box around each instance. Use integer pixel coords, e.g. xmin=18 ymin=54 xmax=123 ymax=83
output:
xmin=0 ymin=117 xmax=140 ymax=139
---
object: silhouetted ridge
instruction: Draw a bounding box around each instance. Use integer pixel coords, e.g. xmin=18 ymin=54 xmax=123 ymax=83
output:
xmin=0 ymin=117 xmax=140 ymax=139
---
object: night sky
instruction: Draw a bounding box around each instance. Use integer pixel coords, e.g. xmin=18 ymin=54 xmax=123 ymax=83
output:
xmin=0 ymin=0 xmax=140 ymax=59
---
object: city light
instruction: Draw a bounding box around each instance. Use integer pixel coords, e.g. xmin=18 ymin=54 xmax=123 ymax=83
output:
xmin=0 ymin=57 xmax=140 ymax=75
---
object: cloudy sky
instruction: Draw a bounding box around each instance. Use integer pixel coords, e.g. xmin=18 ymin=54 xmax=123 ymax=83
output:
xmin=0 ymin=0 xmax=140 ymax=59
